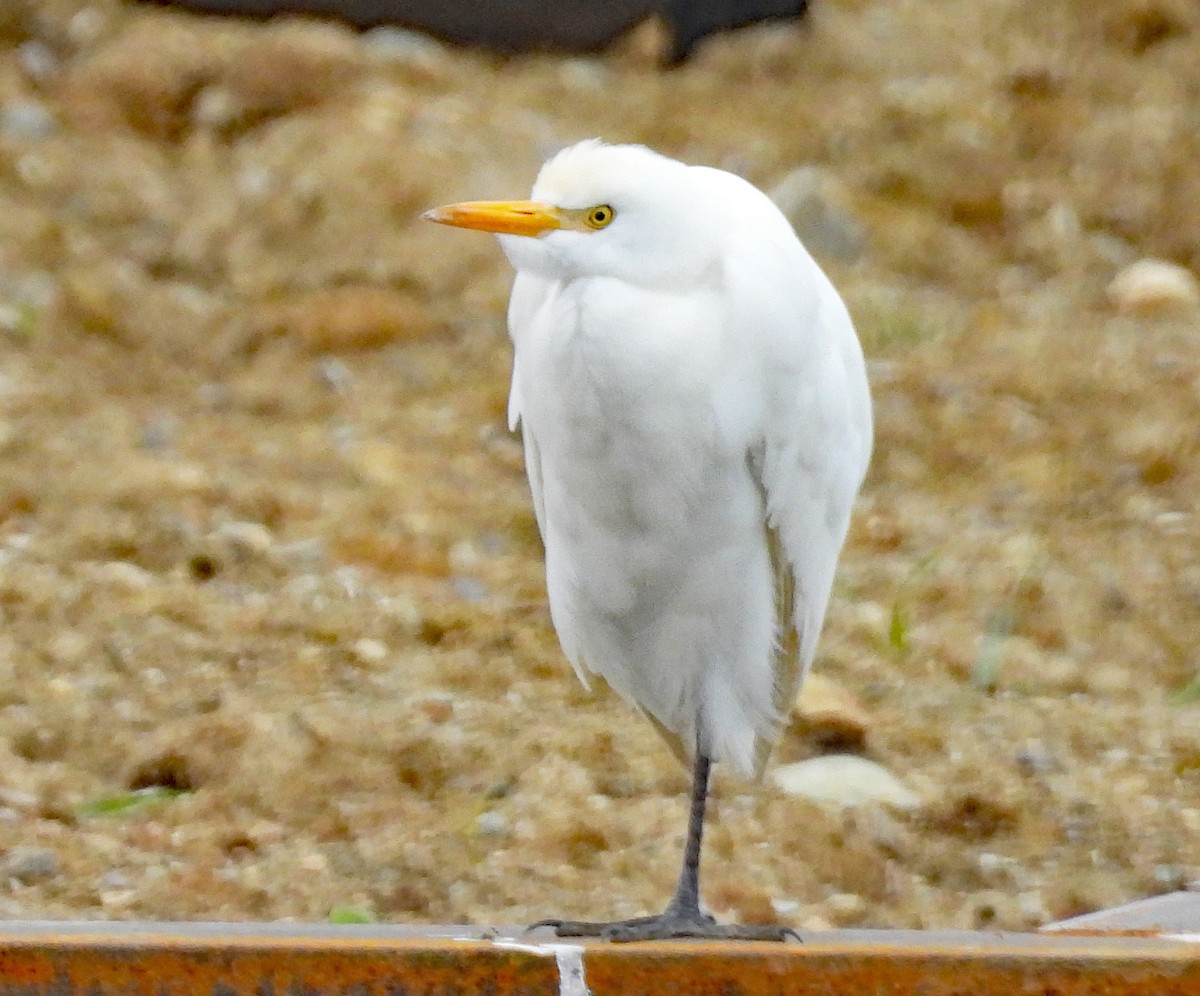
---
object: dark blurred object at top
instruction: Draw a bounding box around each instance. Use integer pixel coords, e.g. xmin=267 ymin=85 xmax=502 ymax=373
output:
xmin=137 ymin=0 xmax=809 ymax=64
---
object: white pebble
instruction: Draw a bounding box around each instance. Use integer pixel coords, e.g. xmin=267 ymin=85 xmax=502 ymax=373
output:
xmin=67 ymin=8 xmax=106 ymax=46
xmin=217 ymin=521 xmax=274 ymax=556
xmin=825 ymin=892 xmax=867 ymax=919
xmin=1107 ymin=259 xmax=1200 ymax=316
xmin=0 ymin=100 xmax=55 ymax=140
xmin=17 ymin=42 xmax=58 ymax=81
xmin=352 ymin=638 xmax=389 ymax=664
xmin=475 ymin=810 xmax=507 ymax=836
xmin=3 ymin=847 xmax=59 ymax=882
xmin=772 ymin=754 xmax=922 ymax=810
xmin=299 ymin=852 xmax=329 ymax=873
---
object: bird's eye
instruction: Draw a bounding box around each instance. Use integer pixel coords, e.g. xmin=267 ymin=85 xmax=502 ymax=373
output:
xmin=585 ymin=205 xmax=615 ymax=229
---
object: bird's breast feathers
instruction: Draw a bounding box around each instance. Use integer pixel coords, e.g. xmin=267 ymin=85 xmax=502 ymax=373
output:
xmin=521 ymin=280 xmax=698 ymax=417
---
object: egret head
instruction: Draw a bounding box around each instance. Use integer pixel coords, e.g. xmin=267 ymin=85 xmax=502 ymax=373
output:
xmin=424 ymin=140 xmax=733 ymax=287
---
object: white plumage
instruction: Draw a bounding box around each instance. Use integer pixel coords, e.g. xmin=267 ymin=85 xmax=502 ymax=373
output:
xmin=501 ymin=141 xmax=871 ymax=777
xmin=425 ymin=140 xmax=871 ymax=939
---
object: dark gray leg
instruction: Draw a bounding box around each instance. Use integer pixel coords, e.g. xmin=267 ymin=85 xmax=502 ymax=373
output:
xmin=530 ymin=750 xmax=795 ymax=942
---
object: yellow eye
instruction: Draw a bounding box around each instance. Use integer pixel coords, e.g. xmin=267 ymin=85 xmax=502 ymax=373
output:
xmin=585 ymin=204 xmax=615 ymax=229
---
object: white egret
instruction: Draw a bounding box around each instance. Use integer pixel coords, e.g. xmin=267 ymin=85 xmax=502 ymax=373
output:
xmin=425 ymin=140 xmax=872 ymax=941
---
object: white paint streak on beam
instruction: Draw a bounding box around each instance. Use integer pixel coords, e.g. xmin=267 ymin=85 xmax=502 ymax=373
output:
xmin=493 ymin=938 xmax=590 ymax=996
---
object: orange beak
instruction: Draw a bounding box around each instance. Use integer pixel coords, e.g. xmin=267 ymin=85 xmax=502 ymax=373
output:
xmin=422 ymin=200 xmax=564 ymax=238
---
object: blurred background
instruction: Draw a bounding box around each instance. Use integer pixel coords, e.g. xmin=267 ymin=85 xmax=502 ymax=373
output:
xmin=0 ymin=0 xmax=1197 ymax=931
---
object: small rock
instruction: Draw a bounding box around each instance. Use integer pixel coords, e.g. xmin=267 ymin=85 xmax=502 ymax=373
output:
xmin=216 ymin=521 xmax=274 ymax=557
xmin=1152 ymin=864 xmax=1188 ymax=891
xmin=1014 ymin=739 xmax=1055 ymax=774
xmin=349 ymin=440 xmax=408 ymax=488
xmin=0 ymin=100 xmax=56 ymax=141
xmin=98 ymin=886 xmax=139 ymax=911
xmin=16 ymin=271 xmax=54 ymax=309
xmin=197 ymin=383 xmax=231 ymax=410
xmin=770 ymin=897 xmax=801 ymax=916
xmin=3 ymin=846 xmax=59 ymax=883
xmin=0 ymin=305 xmax=24 ymax=336
xmin=273 ymin=538 xmax=327 ymax=568
xmin=1017 ymin=890 xmax=1048 ymax=923
xmin=978 ymin=852 xmax=1003 ymax=874
xmin=92 ymin=561 xmax=154 ymax=592
xmin=451 ymin=576 xmax=489 ymax=603
xmin=769 ymin=166 xmax=866 ymax=263
xmin=361 ymin=26 xmax=451 ymax=80
xmin=352 ymin=638 xmax=389 ymax=665
xmin=333 ymin=566 xmax=365 ymax=598
xmin=299 ymin=851 xmax=329 ymax=873
xmin=821 ymin=892 xmax=868 ymax=926
xmin=98 ymin=870 xmax=132 ymax=892
xmin=475 ymin=810 xmax=507 ymax=836
xmin=190 ymin=86 xmax=239 ymax=130
xmin=1107 ymin=259 xmax=1200 ymax=316
xmin=791 ymin=673 xmax=872 ymax=750
xmin=98 ymin=871 xmax=139 ymax=909
xmin=139 ymin=416 xmax=176 ymax=452
xmin=248 ymin=820 xmax=287 ymax=847
xmin=0 ymin=787 xmax=37 ymax=812
xmin=379 ymin=594 xmax=422 ymax=630
xmin=448 ymin=540 xmax=481 ymax=572
xmin=1038 ymin=651 xmax=1085 ymax=693
xmin=315 ymin=357 xmax=353 ymax=393
xmin=416 ymin=694 xmax=454 ymax=724
xmin=558 ymin=58 xmax=610 ymax=90
xmin=235 ymin=163 xmax=273 ymax=200
xmin=67 ymin=7 xmax=107 ymax=47
xmin=17 ymin=42 xmax=58 ymax=82
xmin=47 ymin=631 xmax=90 ymax=665
xmin=772 ymin=754 xmax=921 ymax=810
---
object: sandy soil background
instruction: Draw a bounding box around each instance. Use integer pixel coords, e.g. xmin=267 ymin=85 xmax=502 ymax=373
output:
xmin=0 ymin=0 xmax=1198 ymax=932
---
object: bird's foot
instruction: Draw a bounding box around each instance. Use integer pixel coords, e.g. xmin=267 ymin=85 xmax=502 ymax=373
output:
xmin=528 ymin=912 xmax=797 ymax=943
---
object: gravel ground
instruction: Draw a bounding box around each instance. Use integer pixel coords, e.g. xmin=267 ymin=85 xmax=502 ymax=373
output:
xmin=0 ymin=0 xmax=1198 ymax=932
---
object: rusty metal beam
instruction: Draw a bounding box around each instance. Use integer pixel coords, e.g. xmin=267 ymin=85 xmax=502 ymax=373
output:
xmin=1 ymin=922 xmax=1198 ymax=996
